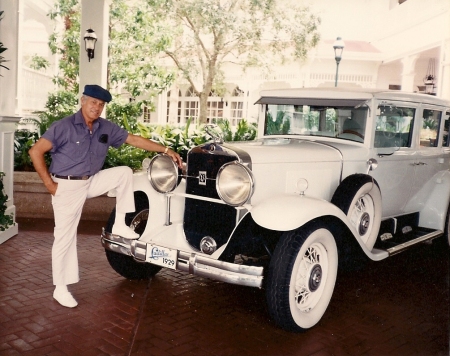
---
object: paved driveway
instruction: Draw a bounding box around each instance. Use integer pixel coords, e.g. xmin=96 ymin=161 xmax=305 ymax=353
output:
xmin=0 ymin=218 xmax=448 ymax=355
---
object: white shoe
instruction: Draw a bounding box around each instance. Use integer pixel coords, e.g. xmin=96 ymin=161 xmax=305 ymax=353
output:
xmin=112 ymin=224 xmax=140 ymax=239
xmin=53 ymin=289 xmax=78 ymax=308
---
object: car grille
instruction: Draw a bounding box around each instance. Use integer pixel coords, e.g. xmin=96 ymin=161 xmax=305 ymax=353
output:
xmin=184 ymin=143 xmax=239 ymax=250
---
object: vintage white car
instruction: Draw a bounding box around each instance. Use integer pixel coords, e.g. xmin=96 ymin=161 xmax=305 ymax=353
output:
xmin=102 ymin=88 xmax=450 ymax=332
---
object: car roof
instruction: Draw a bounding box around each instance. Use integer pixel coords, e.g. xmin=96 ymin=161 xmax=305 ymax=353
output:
xmin=256 ymin=87 xmax=450 ymax=107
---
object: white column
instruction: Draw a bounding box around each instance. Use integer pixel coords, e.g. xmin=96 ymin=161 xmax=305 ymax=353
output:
xmin=401 ymin=54 xmax=419 ymax=92
xmin=0 ymin=0 xmax=20 ymax=116
xmin=438 ymin=39 xmax=450 ymax=101
xmin=79 ymin=0 xmax=111 ymax=106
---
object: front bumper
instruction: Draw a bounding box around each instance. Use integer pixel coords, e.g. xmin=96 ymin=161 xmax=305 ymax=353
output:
xmin=101 ymin=229 xmax=264 ymax=288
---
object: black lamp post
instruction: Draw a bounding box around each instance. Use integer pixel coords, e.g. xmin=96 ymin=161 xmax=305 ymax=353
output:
xmin=83 ymin=28 xmax=97 ymax=62
xmin=333 ymin=37 xmax=345 ymax=87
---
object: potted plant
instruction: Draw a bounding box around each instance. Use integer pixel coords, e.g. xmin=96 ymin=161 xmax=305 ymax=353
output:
xmin=0 ymin=172 xmax=13 ymax=231
xmin=0 ymin=10 xmax=9 ymax=76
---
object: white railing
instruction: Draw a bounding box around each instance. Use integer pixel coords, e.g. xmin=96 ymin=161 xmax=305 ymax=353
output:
xmin=21 ymin=67 xmax=55 ymax=114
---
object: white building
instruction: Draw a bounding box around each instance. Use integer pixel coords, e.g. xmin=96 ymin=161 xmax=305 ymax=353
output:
xmin=150 ymin=0 xmax=450 ymax=126
xmin=0 ymin=0 xmax=449 ymax=124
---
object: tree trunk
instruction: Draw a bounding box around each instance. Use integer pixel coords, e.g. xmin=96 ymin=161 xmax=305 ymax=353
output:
xmin=198 ymin=92 xmax=209 ymax=124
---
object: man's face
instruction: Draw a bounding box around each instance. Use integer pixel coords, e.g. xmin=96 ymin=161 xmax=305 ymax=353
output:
xmin=81 ymin=95 xmax=106 ymax=122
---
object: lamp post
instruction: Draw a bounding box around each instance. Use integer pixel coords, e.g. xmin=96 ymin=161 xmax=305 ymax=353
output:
xmin=333 ymin=37 xmax=345 ymax=87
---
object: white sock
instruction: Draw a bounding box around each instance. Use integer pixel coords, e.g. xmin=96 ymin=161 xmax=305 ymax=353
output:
xmin=55 ymin=285 xmax=68 ymax=294
xmin=113 ymin=211 xmax=139 ymax=239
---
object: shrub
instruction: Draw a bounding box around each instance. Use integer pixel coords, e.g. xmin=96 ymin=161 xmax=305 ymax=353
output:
xmin=0 ymin=172 xmax=14 ymax=231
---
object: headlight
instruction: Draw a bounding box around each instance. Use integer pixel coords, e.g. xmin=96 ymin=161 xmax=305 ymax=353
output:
xmin=216 ymin=162 xmax=254 ymax=206
xmin=148 ymin=154 xmax=178 ymax=193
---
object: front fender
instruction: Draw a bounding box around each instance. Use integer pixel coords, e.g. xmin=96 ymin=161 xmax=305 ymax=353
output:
xmin=250 ymin=193 xmax=389 ymax=261
xmin=251 ymin=194 xmax=349 ymax=231
xmin=132 ymin=171 xmax=186 ymax=237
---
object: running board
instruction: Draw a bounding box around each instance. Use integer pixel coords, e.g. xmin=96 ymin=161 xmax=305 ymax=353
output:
xmin=386 ymin=229 xmax=443 ymax=256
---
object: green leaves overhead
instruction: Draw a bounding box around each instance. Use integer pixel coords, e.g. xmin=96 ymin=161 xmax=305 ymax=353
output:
xmin=143 ymin=0 xmax=320 ymax=122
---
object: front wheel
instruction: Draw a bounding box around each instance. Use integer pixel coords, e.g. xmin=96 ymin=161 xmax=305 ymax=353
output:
xmin=105 ymin=192 xmax=161 ymax=280
xmin=266 ymin=221 xmax=338 ymax=332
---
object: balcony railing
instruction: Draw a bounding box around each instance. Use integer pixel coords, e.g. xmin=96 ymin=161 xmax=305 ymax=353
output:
xmin=21 ymin=67 xmax=55 ymax=115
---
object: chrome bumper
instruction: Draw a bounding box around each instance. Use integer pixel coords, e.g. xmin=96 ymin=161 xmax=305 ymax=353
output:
xmin=101 ymin=229 xmax=264 ymax=288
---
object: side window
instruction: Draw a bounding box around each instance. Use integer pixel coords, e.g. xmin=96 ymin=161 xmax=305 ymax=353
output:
xmin=420 ymin=109 xmax=441 ymax=147
xmin=375 ymin=105 xmax=415 ymax=148
xmin=443 ymin=114 xmax=450 ymax=147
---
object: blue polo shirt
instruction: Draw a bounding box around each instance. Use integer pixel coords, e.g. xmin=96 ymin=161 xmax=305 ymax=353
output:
xmin=42 ymin=110 xmax=128 ymax=176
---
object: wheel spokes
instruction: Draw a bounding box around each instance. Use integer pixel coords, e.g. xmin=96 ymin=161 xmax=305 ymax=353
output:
xmin=294 ymin=245 xmax=326 ymax=312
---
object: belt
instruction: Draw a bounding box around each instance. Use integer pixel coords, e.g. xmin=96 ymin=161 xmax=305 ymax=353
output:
xmin=52 ymin=174 xmax=91 ymax=180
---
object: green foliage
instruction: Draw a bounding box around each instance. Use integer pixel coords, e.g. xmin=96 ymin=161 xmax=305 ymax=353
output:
xmin=20 ymin=91 xmax=78 ymax=137
xmin=103 ymin=145 xmax=150 ymax=171
xmin=423 ymin=118 xmax=438 ymax=130
xmin=14 ymin=130 xmax=40 ymax=171
xmin=215 ymin=118 xmax=257 ymax=141
xmin=109 ymin=0 xmax=175 ymax=98
xmin=0 ymin=172 xmax=14 ymax=231
xmin=14 ymin=91 xmax=76 ymax=171
xmin=29 ymin=55 xmax=50 ymax=71
xmin=0 ymin=10 xmax=10 ymax=75
xmin=106 ymin=101 xmax=143 ymax=133
xmin=266 ymin=111 xmax=290 ymax=135
xmin=145 ymin=0 xmax=320 ymax=123
xmin=48 ymin=0 xmax=81 ymax=93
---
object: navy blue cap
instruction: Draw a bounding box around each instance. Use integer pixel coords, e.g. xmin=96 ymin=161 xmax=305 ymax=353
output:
xmin=83 ymin=84 xmax=112 ymax=103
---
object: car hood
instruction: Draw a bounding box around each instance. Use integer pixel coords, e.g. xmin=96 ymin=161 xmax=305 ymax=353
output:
xmin=225 ymin=138 xmax=343 ymax=164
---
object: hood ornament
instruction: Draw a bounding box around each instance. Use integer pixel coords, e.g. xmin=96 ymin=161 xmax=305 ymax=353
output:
xmin=205 ymin=124 xmax=223 ymax=144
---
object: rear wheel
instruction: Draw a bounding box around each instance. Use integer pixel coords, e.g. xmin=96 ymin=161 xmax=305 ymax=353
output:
xmin=266 ymin=221 xmax=338 ymax=332
xmin=105 ymin=192 xmax=161 ymax=280
xmin=332 ymin=174 xmax=381 ymax=251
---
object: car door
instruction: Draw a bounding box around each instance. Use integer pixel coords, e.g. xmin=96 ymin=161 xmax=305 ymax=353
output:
xmin=370 ymin=101 xmax=418 ymax=217
xmin=407 ymin=106 xmax=450 ymax=212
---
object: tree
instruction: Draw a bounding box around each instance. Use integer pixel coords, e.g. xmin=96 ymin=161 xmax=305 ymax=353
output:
xmin=48 ymin=0 xmax=80 ymax=93
xmin=48 ymin=0 xmax=174 ymax=101
xmin=145 ymin=0 xmax=321 ymax=123
xmin=108 ymin=0 xmax=175 ymax=99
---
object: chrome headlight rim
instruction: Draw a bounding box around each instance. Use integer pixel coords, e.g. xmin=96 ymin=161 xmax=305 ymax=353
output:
xmin=216 ymin=161 xmax=255 ymax=207
xmin=148 ymin=154 xmax=179 ymax=193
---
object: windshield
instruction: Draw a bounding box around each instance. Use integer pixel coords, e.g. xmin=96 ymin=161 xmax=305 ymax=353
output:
xmin=264 ymin=104 xmax=369 ymax=143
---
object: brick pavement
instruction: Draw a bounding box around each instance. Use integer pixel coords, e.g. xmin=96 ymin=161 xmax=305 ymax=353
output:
xmin=0 ymin=218 xmax=448 ymax=355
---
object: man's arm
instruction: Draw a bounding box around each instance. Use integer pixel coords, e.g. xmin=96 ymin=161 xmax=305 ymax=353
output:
xmin=29 ymin=137 xmax=58 ymax=195
xmin=125 ymin=134 xmax=183 ymax=167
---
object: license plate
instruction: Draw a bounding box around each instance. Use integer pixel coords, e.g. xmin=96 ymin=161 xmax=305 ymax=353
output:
xmin=146 ymin=244 xmax=177 ymax=269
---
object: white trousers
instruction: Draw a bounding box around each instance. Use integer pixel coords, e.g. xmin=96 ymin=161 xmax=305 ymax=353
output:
xmin=51 ymin=166 xmax=135 ymax=286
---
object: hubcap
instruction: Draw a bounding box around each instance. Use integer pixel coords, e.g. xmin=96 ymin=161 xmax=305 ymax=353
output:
xmin=359 ymin=212 xmax=370 ymax=236
xmin=308 ymin=264 xmax=322 ymax=292
xmin=129 ymin=209 xmax=149 ymax=236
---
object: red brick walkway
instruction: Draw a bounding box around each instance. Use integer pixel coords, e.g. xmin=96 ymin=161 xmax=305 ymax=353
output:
xmin=0 ymin=218 xmax=448 ymax=355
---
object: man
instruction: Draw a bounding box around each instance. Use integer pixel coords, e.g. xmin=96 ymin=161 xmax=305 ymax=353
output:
xmin=29 ymin=84 xmax=182 ymax=308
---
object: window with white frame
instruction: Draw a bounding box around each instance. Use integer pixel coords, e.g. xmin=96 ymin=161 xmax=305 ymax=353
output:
xmin=185 ymin=86 xmax=199 ymax=121
xmin=230 ymin=87 xmax=244 ymax=126
xmin=166 ymin=90 xmax=171 ymax=122
xmin=207 ymin=91 xmax=224 ymax=123
xmin=143 ymin=105 xmax=151 ymax=123
xmin=166 ymin=90 xmax=183 ymax=124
